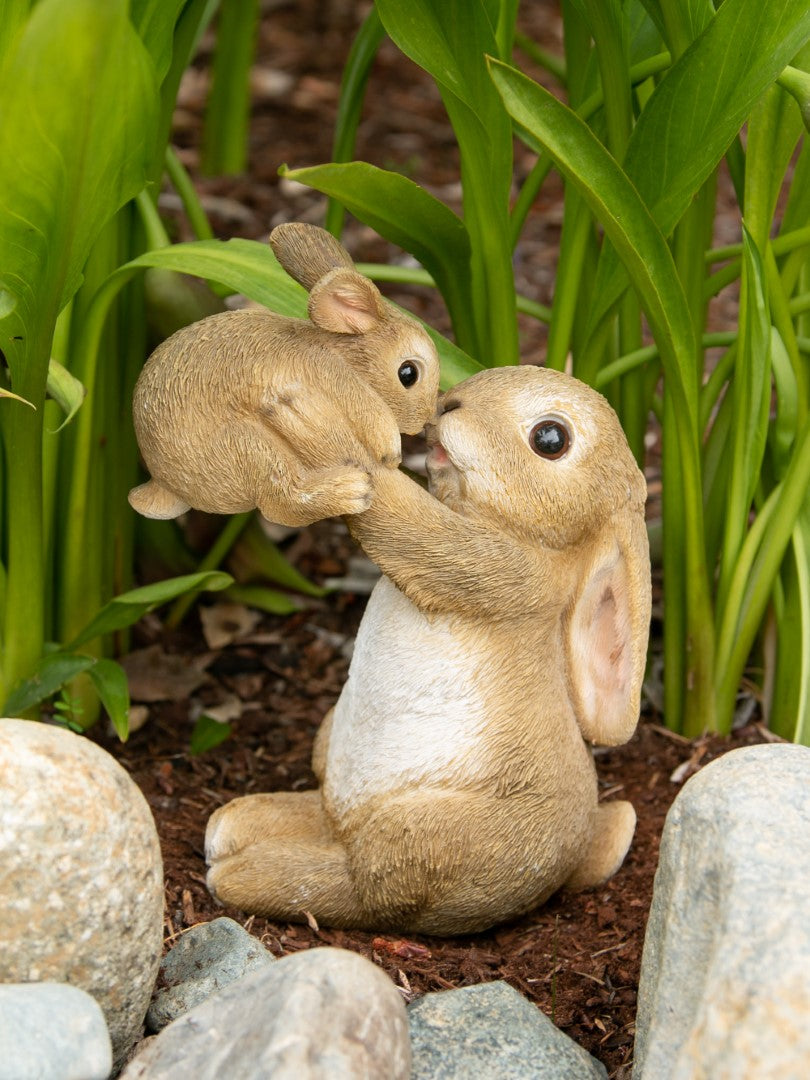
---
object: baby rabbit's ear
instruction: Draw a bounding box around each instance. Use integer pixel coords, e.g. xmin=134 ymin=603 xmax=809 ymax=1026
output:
xmin=565 ymin=509 xmax=651 ymax=746
xmin=308 ymin=268 xmax=386 ymax=335
xmin=269 ymin=223 xmax=354 ymax=291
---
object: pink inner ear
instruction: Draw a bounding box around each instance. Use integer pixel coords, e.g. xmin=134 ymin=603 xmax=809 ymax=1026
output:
xmin=589 ymin=585 xmax=629 ymax=701
xmin=569 ymin=555 xmax=636 ymax=744
xmin=309 ymin=274 xmax=383 ymax=335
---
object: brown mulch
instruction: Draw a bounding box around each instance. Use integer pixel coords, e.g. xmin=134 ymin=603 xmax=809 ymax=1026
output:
xmin=95 ymin=2 xmax=762 ymax=1076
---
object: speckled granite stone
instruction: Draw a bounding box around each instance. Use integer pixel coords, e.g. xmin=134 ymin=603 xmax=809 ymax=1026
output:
xmin=0 ymin=718 xmax=164 ymax=1065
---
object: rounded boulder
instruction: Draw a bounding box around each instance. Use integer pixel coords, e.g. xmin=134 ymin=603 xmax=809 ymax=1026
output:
xmin=0 ymin=718 xmax=164 ymax=1064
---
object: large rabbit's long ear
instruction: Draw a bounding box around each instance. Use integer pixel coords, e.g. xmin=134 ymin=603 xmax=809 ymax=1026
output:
xmin=269 ymin=223 xmax=354 ymax=291
xmin=564 ymin=509 xmax=651 ymax=746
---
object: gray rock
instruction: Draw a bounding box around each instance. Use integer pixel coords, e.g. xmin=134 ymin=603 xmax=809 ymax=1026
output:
xmin=634 ymin=743 xmax=810 ymax=1080
xmin=0 ymin=982 xmax=112 ymax=1080
xmin=121 ymin=946 xmax=410 ymax=1079
xmin=147 ymin=916 xmax=274 ymax=1031
xmin=0 ymin=718 xmax=164 ymax=1066
xmin=408 ymin=981 xmax=607 ymax=1079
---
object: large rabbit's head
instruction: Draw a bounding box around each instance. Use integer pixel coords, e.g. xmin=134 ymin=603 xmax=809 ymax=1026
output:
xmin=270 ymin=223 xmax=440 ymax=435
xmin=425 ymin=365 xmax=651 ymax=745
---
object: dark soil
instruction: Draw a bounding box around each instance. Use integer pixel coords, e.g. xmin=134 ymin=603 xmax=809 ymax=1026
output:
xmin=98 ymin=2 xmax=765 ymax=1076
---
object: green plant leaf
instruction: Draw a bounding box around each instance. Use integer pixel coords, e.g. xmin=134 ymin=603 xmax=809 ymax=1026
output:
xmin=0 ymin=386 xmax=34 ymax=408
xmin=190 ymin=713 xmax=233 ymax=756
xmin=488 ymin=59 xmax=698 ymax=416
xmin=375 ymin=0 xmax=518 ymax=362
xmin=0 ymin=0 xmax=158 ymax=390
xmin=86 ymin=658 xmax=130 ymax=741
xmin=46 ymin=358 xmax=85 ymax=431
xmin=3 ymin=653 xmax=96 ymax=716
xmin=122 ymin=239 xmax=309 ymax=316
xmin=716 ymin=227 xmax=772 ymax=613
xmin=325 ymin=7 xmax=387 ymax=235
xmin=585 ymin=0 xmax=810 ymax=338
xmin=67 ymin=571 xmax=233 ymax=650
xmin=224 ymin=584 xmax=301 ymax=616
xmin=130 ymin=0 xmax=188 ymax=83
xmin=770 ymin=510 xmax=810 ymax=743
xmin=281 ymin=161 xmax=472 ymax=328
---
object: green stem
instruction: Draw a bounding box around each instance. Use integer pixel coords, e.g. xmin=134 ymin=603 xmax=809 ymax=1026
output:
xmin=200 ymin=0 xmax=259 ymax=176
xmin=0 ymin=331 xmax=49 ymax=709
xmin=545 ymin=192 xmax=592 ymax=372
xmin=714 ymin=423 xmax=810 ymax=730
xmin=325 ymin=8 xmax=386 ymax=237
xmin=166 ymin=511 xmax=252 ymax=628
xmin=165 ymin=146 xmax=214 ymax=241
xmin=513 ymin=31 xmax=567 ymax=84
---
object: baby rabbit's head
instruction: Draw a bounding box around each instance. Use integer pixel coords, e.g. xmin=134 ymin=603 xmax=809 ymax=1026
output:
xmin=425 ymin=366 xmax=645 ymax=547
xmin=270 ymin=223 xmax=440 ymax=435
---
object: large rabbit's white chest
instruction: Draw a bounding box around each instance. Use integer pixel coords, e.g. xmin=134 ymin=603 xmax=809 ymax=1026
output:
xmin=323 ymin=576 xmax=489 ymax=820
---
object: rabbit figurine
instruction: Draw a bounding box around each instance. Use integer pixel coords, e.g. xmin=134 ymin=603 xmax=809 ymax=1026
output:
xmin=205 ymin=365 xmax=651 ymax=935
xmin=128 ymin=224 xmax=440 ymax=527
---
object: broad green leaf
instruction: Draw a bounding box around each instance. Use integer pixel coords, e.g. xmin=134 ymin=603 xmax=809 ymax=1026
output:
xmin=587 ymin=0 xmax=810 ymax=337
xmin=0 ymin=0 xmax=158 ymax=390
xmin=224 ymin=585 xmax=301 ymax=616
xmin=489 ymin=60 xmax=698 ymax=417
xmin=130 ymin=0 xmax=188 ymax=83
xmin=86 ymin=659 xmax=130 ymax=741
xmin=190 ymin=714 xmax=233 ymax=756
xmin=115 ymin=238 xmax=482 ymax=389
xmin=67 ymin=571 xmax=233 ymax=650
xmin=745 ymin=71 xmax=807 ymax=247
xmin=0 ymin=0 xmax=28 ymax=65
xmin=46 ymin=358 xmax=85 ymax=430
xmin=4 ymin=653 xmax=96 ymax=715
xmin=122 ymin=239 xmax=308 ymax=316
xmin=281 ymin=162 xmax=472 ymax=332
xmin=376 ymin=0 xmax=517 ymax=362
xmin=431 ymin=328 xmax=483 ymax=389
xmin=235 ymin=519 xmax=327 ymax=598
xmin=636 ymin=0 xmax=714 ymax=53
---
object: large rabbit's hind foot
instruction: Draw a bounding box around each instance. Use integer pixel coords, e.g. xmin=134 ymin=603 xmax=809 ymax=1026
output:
xmin=128 ymin=479 xmax=190 ymax=519
xmin=205 ymin=790 xmax=366 ymax=925
xmin=564 ymin=800 xmax=636 ymax=890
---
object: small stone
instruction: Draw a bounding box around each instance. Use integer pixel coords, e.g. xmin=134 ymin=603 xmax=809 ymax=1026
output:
xmin=634 ymin=744 xmax=810 ymax=1079
xmin=147 ymin=917 xmax=274 ymax=1031
xmin=0 ymin=982 xmax=112 ymax=1080
xmin=0 ymin=719 xmax=164 ymax=1066
xmin=122 ymin=946 xmax=410 ymax=1079
xmin=408 ymin=981 xmax=607 ymax=1079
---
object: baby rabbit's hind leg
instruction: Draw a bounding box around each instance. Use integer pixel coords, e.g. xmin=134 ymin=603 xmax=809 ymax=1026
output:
xmin=564 ymin=800 xmax=637 ymax=890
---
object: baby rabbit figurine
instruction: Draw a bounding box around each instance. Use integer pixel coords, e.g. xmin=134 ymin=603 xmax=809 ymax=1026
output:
xmin=129 ymin=224 xmax=440 ymax=526
xmin=206 ymin=366 xmax=651 ymax=935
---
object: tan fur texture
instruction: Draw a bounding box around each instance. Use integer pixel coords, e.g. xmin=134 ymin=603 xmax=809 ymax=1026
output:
xmin=206 ymin=366 xmax=651 ymax=934
xmin=129 ymin=224 xmax=440 ymax=527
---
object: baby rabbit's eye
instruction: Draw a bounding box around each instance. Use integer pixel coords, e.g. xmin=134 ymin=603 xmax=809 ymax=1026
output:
xmin=398 ymin=361 xmax=419 ymax=388
xmin=530 ymin=420 xmax=570 ymax=460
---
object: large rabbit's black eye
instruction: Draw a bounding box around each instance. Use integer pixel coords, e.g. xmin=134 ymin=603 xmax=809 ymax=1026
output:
xmin=398 ymin=361 xmax=419 ymax=388
xmin=530 ymin=420 xmax=570 ymax=459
